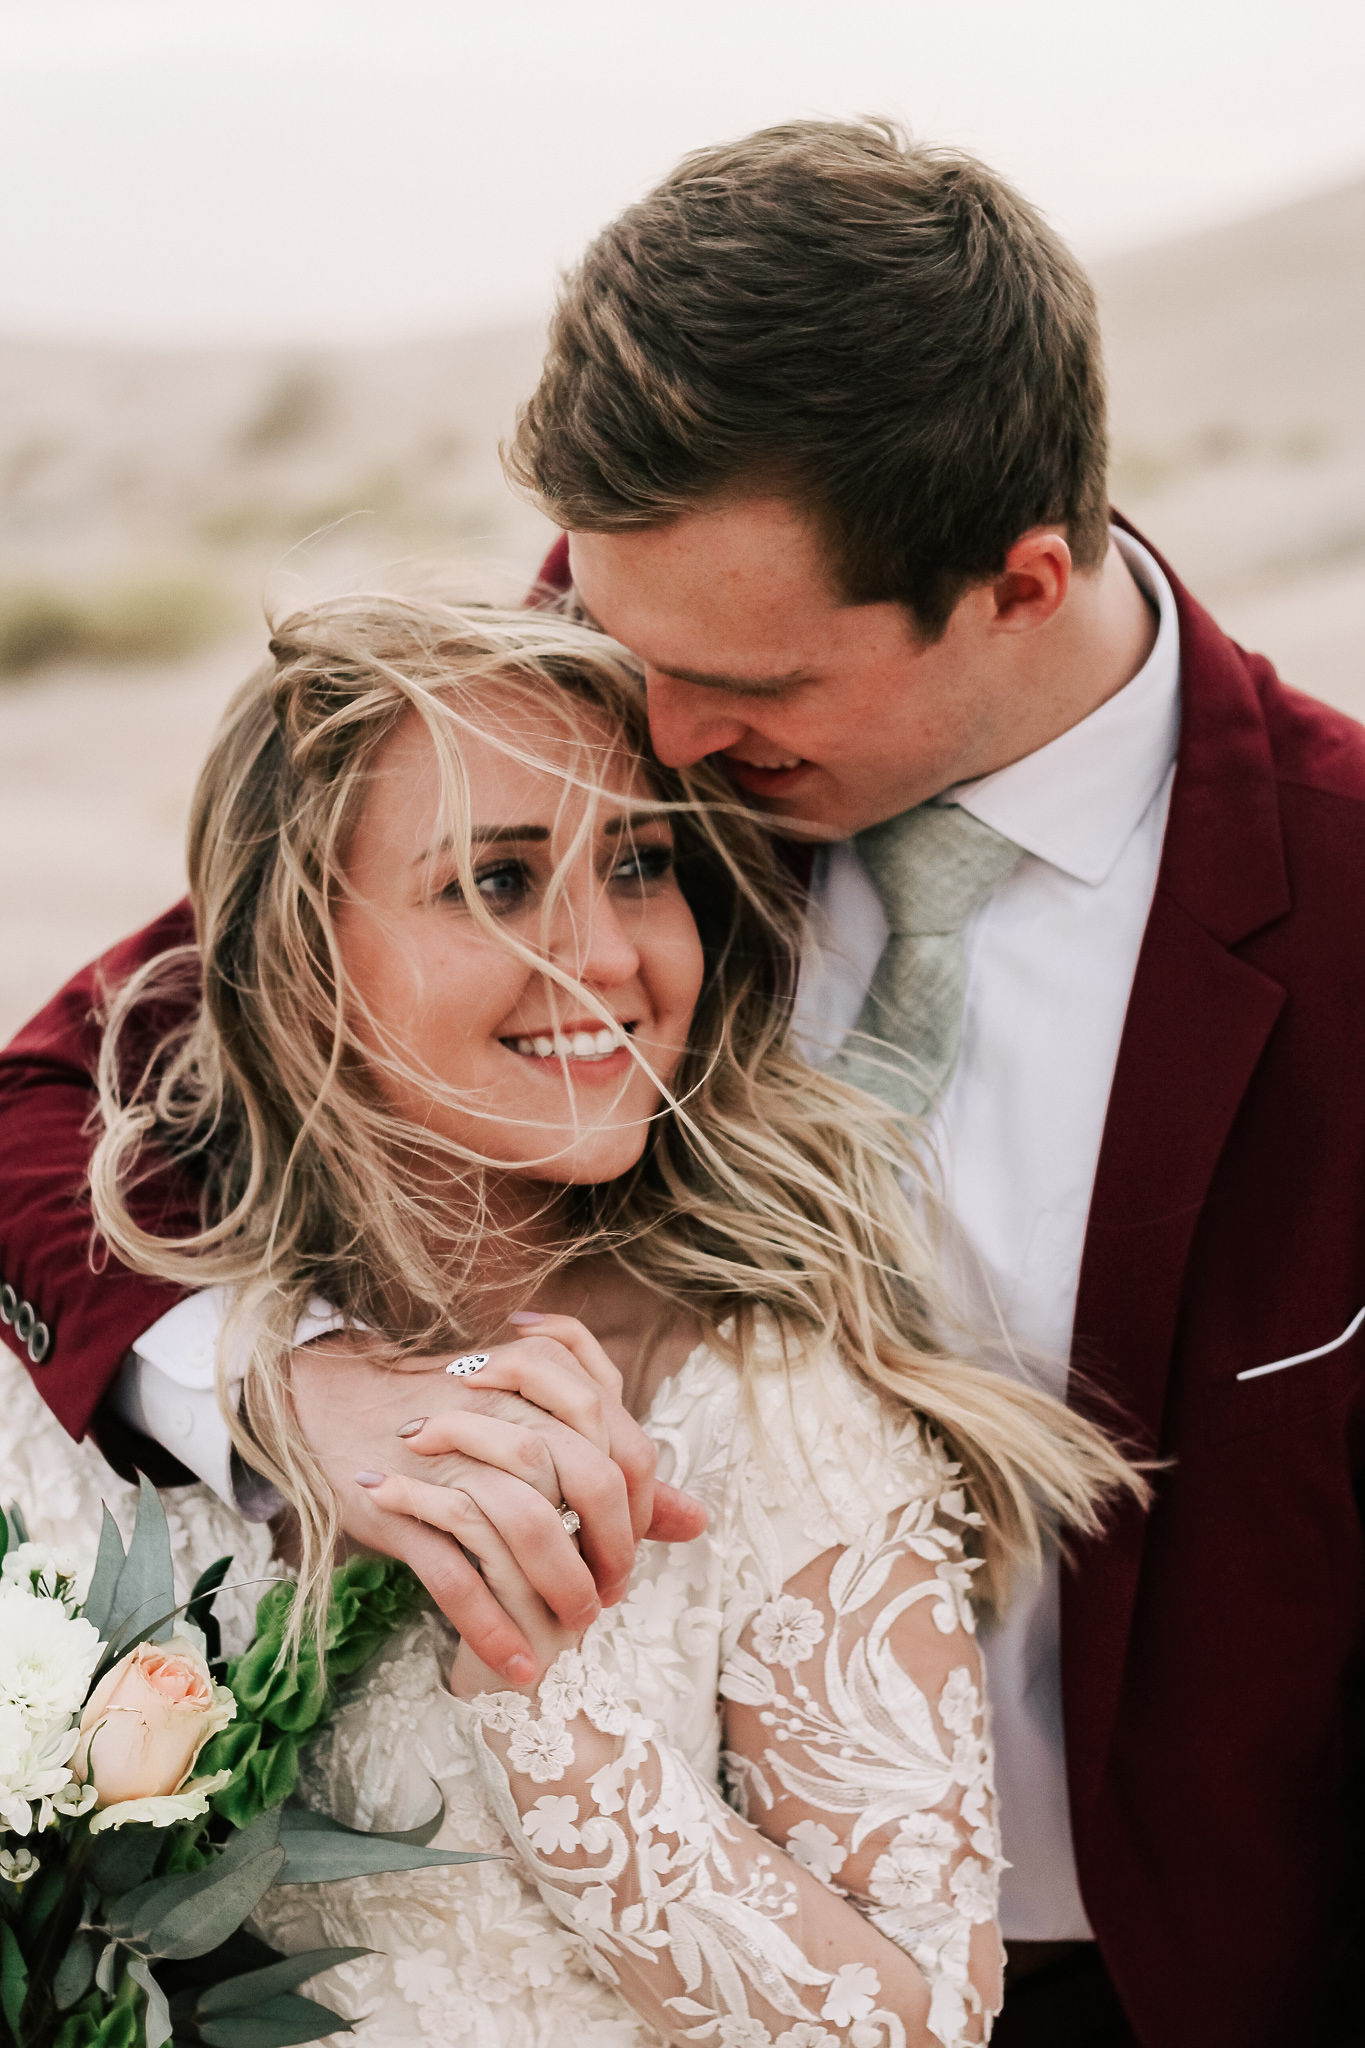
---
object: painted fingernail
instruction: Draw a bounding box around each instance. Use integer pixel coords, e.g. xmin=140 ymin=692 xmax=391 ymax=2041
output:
xmin=508 ymin=1310 xmax=545 ymax=1326
xmin=505 ymin=1654 xmax=537 ymax=1685
xmin=354 ymin=1470 xmax=386 ymax=1488
xmin=395 ymin=1418 xmax=426 ymax=1438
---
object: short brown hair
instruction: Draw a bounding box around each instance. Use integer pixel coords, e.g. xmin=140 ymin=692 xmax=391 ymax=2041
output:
xmin=509 ymin=119 xmax=1110 ymax=637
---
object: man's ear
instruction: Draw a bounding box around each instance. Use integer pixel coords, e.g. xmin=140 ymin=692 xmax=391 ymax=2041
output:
xmin=989 ymin=528 xmax=1072 ymax=631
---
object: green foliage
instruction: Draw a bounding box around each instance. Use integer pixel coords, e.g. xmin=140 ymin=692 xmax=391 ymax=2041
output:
xmin=207 ymin=1557 xmax=424 ymax=1829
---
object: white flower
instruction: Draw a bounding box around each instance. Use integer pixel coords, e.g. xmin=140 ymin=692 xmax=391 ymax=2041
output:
xmin=572 ymin=1883 xmax=616 ymax=1934
xmin=0 ymin=1585 xmax=103 ymax=1729
xmin=868 ymin=1813 xmax=958 ymax=1912
xmin=509 ymin=1931 xmax=569 ymax=1988
xmin=0 ymin=1846 xmax=38 ymax=1885
xmin=538 ymin=1650 xmax=586 ymax=1722
xmin=87 ymin=1767 xmax=232 ymax=1834
xmin=937 ymin=1665 xmax=980 ymax=1737
xmin=506 ymin=1715 xmax=576 ymax=1783
xmin=821 ymin=1962 xmax=880 ymax=2025
xmin=1 ymin=1543 xmax=80 ymax=1610
xmin=468 ymin=1691 xmax=531 ymax=1734
xmin=524 ymin=1794 xmax=581 ymax=1854
xmin=0 ymin=1702 xmax=82 ymax=1835
xmin=750 ymin=1595 xmax=825 ymax=1669
xmin=775 ymin=2028 xmax=840 ymax=2048
xmin=949 ymin=1854 xmax=998 ymax=1924
xmin=580 ymin=1665 xmax=631 ymax=1735
xmin=786 ymin=1818 xmax=847 ymax=1886
xmin=395 ymin=1951 xmax=459 ymax=2005
xmin=717 ymin=2019 xmax=773 ymax=2047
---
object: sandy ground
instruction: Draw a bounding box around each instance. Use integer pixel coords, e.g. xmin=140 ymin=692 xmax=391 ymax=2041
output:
xmin=1 ymin=178 xmax=1361 ymax=1042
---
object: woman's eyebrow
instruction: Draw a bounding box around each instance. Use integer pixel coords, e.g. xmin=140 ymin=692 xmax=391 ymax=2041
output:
xmin=603 ymin=809 xmax=672 ymax=837
xmin=414 ymin=825 xmax=550 ymax=863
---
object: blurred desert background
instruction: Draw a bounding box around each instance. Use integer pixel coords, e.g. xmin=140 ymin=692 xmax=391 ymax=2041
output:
xmin=1 ymin=171 xmax=1362 ymax=1040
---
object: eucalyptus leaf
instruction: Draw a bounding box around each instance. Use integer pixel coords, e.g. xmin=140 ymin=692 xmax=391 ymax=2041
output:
xmin=83 ymin=1505 xmax=129 ymax=1639
xmin=105 ymin=1478 xmax=176 ymax=1647
xmin=198 ymin=1989 xmax=356 ymax=2048
xmin=141 ymin=1845 xmax=286 ymax=1960
xmin=198 ymin=1947 xmax=372 ymax=2015
xmin=7 ymin=1502 xmax=28 ymax=1544
xmin=1 ymin=1920 xmax=28 ymax=2037
xmin=276 ymin=1805 xmax=491 ymax=1884
xmin=96 ymin=1936 xmax=121 ymax=1995
xmin=53 ymin=1930 xmax=96 ymax=2011
xmin=126 ymin=1954 xmax=172 ymax=2048
xmin=111 ymin=1811 xmax=283 ymax=1951
xmin=87 ymin=1822 xmax=165 ymax=1898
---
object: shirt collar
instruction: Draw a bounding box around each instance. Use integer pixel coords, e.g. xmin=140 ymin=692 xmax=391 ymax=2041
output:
xmin=945 ymin=527 xmax=1182 ymax=886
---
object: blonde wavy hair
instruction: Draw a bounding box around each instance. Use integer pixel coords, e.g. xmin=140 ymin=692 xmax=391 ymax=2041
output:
xmin=91 ymin=594 xmax=1140 ymax=1631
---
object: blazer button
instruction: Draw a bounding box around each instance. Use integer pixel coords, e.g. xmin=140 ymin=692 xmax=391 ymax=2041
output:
xmin=13 ymin=1301 xmax=34 ymax=1345
xmin=27 ymin=1321 xmax=52 ymax=1366
xmin=0 ymin=1282 xmax=15 ymax=1324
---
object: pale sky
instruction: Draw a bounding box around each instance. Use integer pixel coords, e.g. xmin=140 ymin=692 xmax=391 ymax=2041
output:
xmin=2 ymin=0 xmax=1362 ymax=346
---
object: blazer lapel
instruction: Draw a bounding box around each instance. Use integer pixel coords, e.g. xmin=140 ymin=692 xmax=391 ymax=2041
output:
xmin=1061 ymin=524 xmax=1290 ymax=1825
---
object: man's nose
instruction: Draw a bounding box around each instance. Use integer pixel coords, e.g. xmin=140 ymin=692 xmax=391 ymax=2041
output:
xmin=645 ymin=672 xmax=748 ymax=768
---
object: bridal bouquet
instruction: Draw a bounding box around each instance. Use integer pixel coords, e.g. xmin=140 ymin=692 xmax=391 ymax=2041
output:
xmin=0 ymin=1482 xmax=483 ymax=2048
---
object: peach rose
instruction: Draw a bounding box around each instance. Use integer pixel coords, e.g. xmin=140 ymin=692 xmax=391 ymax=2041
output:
xmin=74 ymin=1635 xmax=234 ymax=1808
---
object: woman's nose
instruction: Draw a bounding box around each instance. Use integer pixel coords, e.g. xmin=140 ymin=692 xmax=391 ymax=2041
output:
xmin=550 ymin=882 xmax=641 ymax=988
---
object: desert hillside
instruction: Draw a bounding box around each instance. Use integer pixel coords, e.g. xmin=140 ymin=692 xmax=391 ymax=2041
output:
xmin=1 ymin=177 xmax=1361 ymax=1037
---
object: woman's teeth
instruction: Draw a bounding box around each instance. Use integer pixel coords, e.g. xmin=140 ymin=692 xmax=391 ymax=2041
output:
xmin=508 ymin=1026 xmax=627 ymax=1061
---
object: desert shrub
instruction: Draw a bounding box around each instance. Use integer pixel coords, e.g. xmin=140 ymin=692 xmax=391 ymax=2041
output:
xmin=0 ymin=572 xmax=234 ymax=678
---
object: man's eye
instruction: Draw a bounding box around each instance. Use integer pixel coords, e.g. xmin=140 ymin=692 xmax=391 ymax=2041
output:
xmin=612 ymin=844 xmax=675 ymax=888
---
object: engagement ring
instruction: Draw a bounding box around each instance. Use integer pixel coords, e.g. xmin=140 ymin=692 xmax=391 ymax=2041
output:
xmin=557 ymin=1505 xmax=582 ymax=1538
xmin=446 ymin=1352 xmax=491 ymax=1378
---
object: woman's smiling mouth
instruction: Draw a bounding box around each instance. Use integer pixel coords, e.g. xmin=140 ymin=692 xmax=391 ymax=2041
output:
xmin=501 ymin=1022 xmax=636 ymax=1065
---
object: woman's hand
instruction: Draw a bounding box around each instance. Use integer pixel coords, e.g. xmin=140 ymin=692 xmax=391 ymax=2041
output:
xmin=292 ymin=1314 xmax=705 ymax=1687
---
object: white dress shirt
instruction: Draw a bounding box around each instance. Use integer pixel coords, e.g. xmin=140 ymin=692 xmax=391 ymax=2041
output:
xmin=796 ymin=528 xmax=1180 ymax=1937
xmin=113 ymin=526 xmax=1180 ymax=1937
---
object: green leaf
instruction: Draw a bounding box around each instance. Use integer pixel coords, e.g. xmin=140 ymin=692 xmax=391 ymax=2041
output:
xmin=275 ymin=1805 xmax=491 ymax=1884
xmin=1 ymin=1918 xmax=29 ymax=2037
xmin=111 ymin=1812 xmax=286 ymax=1960
xmin=82 ymin=1506 xmax=127 ymax=1638
xmin=0 ymin=1499 xmax=9 ymax=1565
xmin=8 ymin=1502 xmax=29 ymax=1545
xmin=125 ymin=1954 xmax=172 ymax=2048
xmin=86 ymin=1824 xmax=164 ymax=1899
xmin=53 ymin=1930 xmax=97 ymax=2011
xmin=187 ymin=1553 xmax=234 ymax=1666
xmin=198 ymin=1947 xmax=372 ymax=2014
xmin=198 ymin=1989 xmax=356 ymax=2048
xmin=104 ymin=1478 xmax=176 ymax=1649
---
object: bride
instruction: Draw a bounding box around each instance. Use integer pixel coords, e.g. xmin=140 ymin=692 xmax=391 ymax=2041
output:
xmin=9 ymin=596 xmax=1136 ymax=2046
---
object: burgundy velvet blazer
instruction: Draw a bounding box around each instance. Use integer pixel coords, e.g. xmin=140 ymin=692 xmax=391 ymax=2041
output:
xmin=1 ymin=525 xmax=1362 ymax=2043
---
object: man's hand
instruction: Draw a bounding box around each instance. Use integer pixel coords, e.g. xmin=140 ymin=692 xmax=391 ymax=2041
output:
xmin=288 ymin=1316 xmax=706 ymax=1685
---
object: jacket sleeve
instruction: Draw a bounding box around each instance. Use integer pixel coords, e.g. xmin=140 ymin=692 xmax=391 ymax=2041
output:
xmin=0 ymin=900 xmax=204 ymax=1479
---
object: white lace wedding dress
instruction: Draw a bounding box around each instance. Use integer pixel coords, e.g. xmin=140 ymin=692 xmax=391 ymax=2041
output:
xmin=0 ymin=1323 xmax=1004 ymax=2048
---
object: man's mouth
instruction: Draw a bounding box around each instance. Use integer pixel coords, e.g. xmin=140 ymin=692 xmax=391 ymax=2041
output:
xmin=721 ymin=754 xmax=811 ymax=793
xmin=501 ymin=1022 xmax=635 ymax=1063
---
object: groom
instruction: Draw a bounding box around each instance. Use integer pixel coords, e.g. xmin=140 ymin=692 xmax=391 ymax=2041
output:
xmin=2 ymin=122 xmax=1362 ymax=2045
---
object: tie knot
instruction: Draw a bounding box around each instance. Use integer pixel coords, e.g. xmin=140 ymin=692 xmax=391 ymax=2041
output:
xmin=855 ymin=802 xmax=1021 ymax=936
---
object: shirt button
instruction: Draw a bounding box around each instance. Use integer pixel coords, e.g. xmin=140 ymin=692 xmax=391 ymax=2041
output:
xmin=13 ymin=1301 xmax=34 ymax=1345
xmin=0 ymin=1283 xmax=15 ymax=1324
xmin=27 ymin=1322 xmax=52 ymax=1366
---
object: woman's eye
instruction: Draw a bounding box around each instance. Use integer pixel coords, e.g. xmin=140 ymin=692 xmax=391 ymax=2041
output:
xmin=443 ymin=861 xmax=533 ymax=912
xmin=612 ymin=843 xmax=675 ymax=888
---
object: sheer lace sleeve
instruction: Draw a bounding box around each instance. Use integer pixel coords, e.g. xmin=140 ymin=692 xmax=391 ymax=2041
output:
xmin=452 ymin=1471 xmax=1003 ymax=2048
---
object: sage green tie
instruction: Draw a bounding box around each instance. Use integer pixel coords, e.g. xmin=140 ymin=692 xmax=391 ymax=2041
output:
xmin=826 ymin=802 xmax=1023 ymax=1119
